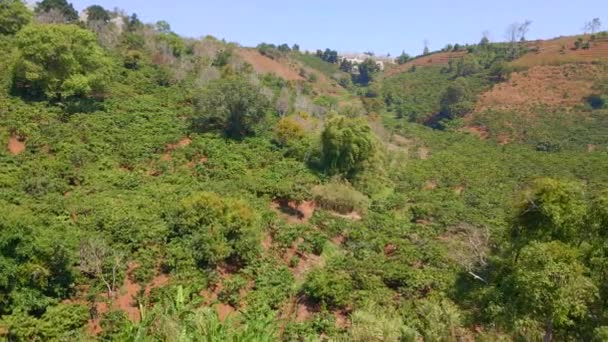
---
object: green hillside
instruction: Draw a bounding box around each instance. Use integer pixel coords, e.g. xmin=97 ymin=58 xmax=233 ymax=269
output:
xmin=0 ymin=1 xmax=608 ymax=341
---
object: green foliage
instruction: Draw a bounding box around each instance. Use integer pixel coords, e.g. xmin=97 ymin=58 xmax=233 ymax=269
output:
xmin=292 ymin=52 xmax=345 ymax=81
xmin=303 ymin=268 xmax=353 ymax=308
xmin=35 ymin=0 xmax=78 ymax=22
xmin=439 ymin=77 xmax=475 ymax=119
xmin=312 ymin=181 xmax=369 ymax=214
xmin=1 ymin=303 xmax=88 ymax=340
xmin=194 ymin=76 xmax=271 ymax=138
xmin=354 ymin=58 xmax=380 ymax=85
xmin=349 ymin=303 xmax=413 ymax=341
xmin=395 ymin=51 xmax=411 ymax=65
xmin=505 ymin=241 xmax=597 ymax=337
xmin=0 ymin=0 xmax=32 ymax=35
xmin=85 ymin=4 xmax=110 ymax=23
xmin=383 ymin=66 xmax=453 ymax=122
xmin=316 ymin=48 xmax=338 ymax=64
xmin=273 ymin=116 xmax=305 ymax=147
xmin=12 ymin=24 xmax=112 ymax=100
xmin=170 ymin=192 xmax=261 ymax=267
xmin=513 ymin=178 xmax=588 ymax=244
xmin=321 ymin=115 xmax=376 ymax=177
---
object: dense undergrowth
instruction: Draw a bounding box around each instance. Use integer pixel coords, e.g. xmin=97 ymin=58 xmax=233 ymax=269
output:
xmin=1 ymin=1 xmax=608 ymax=341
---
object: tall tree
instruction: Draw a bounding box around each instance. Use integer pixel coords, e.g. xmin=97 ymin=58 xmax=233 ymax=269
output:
xmin=584 ymin=18 xmax=602 ymax=34
xmin=505 ymin=241 xmax=596 ymax=342
xmin=0 ymin=0 xmax=32 ymax=35
xmin=321 ymin=115 xmax=375 ymax=177
xmin=355 ymin=58 xmax=380 ymax=85
xmin=194 ymin=76 xmax=271 ymax=138
xmin=12 ymin=24 xmax=112 ymax=100
xmin=85 ymin=4 xmax=110 ymax=23
xmin=35 ymin=0 xmax=78 ymax=23
xmin=512 ymin=178 xmax=588 ymax=245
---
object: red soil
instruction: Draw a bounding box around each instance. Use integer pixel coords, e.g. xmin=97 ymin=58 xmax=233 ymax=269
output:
xmin=292 ymin=253 xmax=324 ymax=282
xmin=384 ymin=244 xmax=397 ymax=257
xmin=423 ymin=180 xmax=438 ymax=190
xmin=462 ymin=126 xmax=490 ymax=139
xmin=215 ymin=303 xmax=236 ymax=321
xmin=331 ymin=235 xmax=346 ymax=246
xmin=387 ymin=51 xmax=468 ymax=76
xmin=115 ymin=263 xmax=142 ymax=322
xmin=262 ymin=232 xmax=274 ymax=251
xmin=159 ymin=137 xmax=193 ymax=163
xmin=7 ymin=135 xmax=25 ymax=155
xmin=513 ymin=35 xmax=608 ymax=68
xmin=237 ymin=49 xmax=303 ymax=81
xmin=271 ymin=199 xmax=316 ymax=224
xmin=199 ymin=263 xmax=243 ymax=320
xmin=474 ymin=64 xmax=598 ymax=114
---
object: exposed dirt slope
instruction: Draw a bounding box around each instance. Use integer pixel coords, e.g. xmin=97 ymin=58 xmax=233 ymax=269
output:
xmin=513 ymin=35 xmax=608 ymax=67
xmin=236 ymin=49 xmax=303 ymax=81
xmin=7 ymin=135 xmax=26 ymax=155
xmin=387 ymin=51 xmax=468 ymax=75
xmin=473 ymin=64 xmax=599 ymax=114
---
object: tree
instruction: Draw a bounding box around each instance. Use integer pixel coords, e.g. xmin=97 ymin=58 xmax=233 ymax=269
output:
xmin=155 ymin=20 xmax=171 ymax=33
xmin=506 ymin=20 xmax=532 ymax=43
xmin=85 ymin=4 xmax=110 ymax=23
xmin=423 ymin=39 xmax=430 ymax=55
xmin=339 ymin=58 xmax=353 ymax=72
xmin=321 ymin=115 xmax=376 ymax=176
xmin=12 ymin=24 xmax=112 ymax=100
xmin=440 ymin=77 xmax=474 ymax=119
xmin=277 ymin=43 xmax=291 ymax=53
xmin=355 ymin=58 xmax=380 ymax=85
xmin=0 ymin=0 xmax=32 ymax=35
xmin=194 ymin=76 xmax=271 ymax=138
xmin=512 ymin=178 xmax=588 ymax=245
xmin=584 ymin=18 xmax=602 ymax=34
xmin=318 ymin=48 xmax=338 ymax=63
xmin=506 ymin=241 xmax=596 ymax=341
xmin=395 ymin=51 xmax=411 ymax=65
xmin=79 ymin=237 xmax=125 ymax=297
xmin=455 ymin=56 xmax=481 ymax=77
xmin=35 ymin=0 xmax=78 ymax=23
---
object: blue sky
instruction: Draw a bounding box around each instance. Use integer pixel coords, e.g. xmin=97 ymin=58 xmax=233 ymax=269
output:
xmin=69 ymin=0 xmax=607 ymax=56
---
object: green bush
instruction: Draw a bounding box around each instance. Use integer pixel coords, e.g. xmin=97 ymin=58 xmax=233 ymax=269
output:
xmin=170 ymin=192 xmax=261 ymax=267
xmin=303 ymin=268 xmax=353 ymax=308
xmin=312 ymin=181 xmax=369 ymax=214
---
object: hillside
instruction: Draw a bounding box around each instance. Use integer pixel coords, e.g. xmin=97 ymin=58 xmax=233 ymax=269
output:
xmin=1 ymin=2 xmax=608 ymax=341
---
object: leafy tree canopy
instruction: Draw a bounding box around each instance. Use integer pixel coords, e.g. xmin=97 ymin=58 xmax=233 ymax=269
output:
xmin=513 ymin=178 xmax=588 ymax=244
xmin=85 ymin=4 xmax=110 ymax=23
xmin=321 ymin=115 xmax=376 ymax=177
xmin=506 ymin=241 xmax=596 ymax=339
xmin=170 ymin=192 xmax=261 ymax=267
xmin=194 ymin=76 xmax=271 ymax=139
xmin=12 ymin=24 xmax=112 ymax=100
xmin=0 ymin=0 xmax=32 ymax=35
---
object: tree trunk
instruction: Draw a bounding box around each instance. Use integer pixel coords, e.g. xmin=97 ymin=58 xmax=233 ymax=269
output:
xmin=543 ymin=320 xmax=553 ymax=342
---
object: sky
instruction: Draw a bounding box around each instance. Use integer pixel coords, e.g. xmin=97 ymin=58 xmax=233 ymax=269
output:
xmin=68 ymin=0 xmax=607 ymax=56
